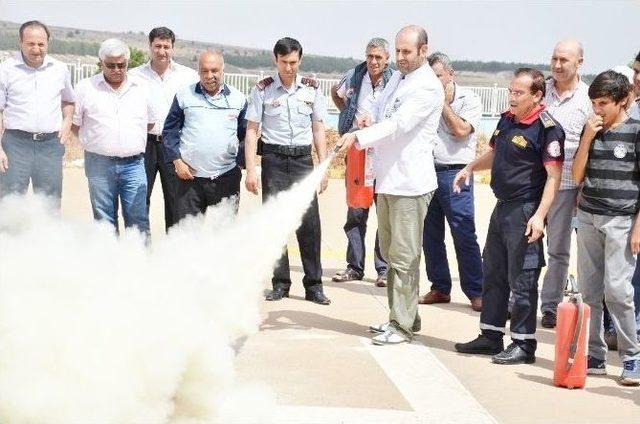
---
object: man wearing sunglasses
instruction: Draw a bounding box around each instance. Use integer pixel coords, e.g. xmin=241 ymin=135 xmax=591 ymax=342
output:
xmin=72 ymin=38 xmax=156 ymax=236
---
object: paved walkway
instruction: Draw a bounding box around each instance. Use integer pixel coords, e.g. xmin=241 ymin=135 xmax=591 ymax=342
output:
xmin=60 ymin=168 xmax=639 ymax=423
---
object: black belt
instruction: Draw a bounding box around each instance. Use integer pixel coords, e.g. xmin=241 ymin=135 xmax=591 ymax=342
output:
xmin=434 ymin=163 xmax=466 ymax=172
xmin=86 ymin=151 xmax=143 ymax=161
xmin=261 ymin=143 xmax=311 ymax=157
xmin=5 ymin=129 xmax=57 ymax=142
xmin=147 ymin=134 xmax=163 ymax=142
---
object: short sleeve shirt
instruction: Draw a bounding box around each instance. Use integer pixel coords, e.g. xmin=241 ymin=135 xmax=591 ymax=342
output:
xmin=433 ymin=84 xmax=482 ymax=164
xmin=245 ymin=74 xmax=326 ymax=146
xmin=489 ymin=106 xmax=565 ymax=202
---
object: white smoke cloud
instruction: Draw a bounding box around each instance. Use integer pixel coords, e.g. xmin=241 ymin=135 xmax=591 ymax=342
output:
xmin=0 ymin=158 xmax=332 ymax=423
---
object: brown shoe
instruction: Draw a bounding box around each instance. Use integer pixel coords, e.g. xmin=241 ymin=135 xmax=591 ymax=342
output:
xmin=418 ymin=289 xmax=451 ymax=305
xmin=375 ymin=275 xmax=387 ymax=287
xmin=470 ymin=297 xmax=482 ymax=312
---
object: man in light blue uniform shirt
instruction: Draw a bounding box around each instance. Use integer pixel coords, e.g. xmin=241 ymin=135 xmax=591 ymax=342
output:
xmin=163 ymin=51 xmax=247 ymax=221
xmin=244 ymin=37 xmax=331 ymax=305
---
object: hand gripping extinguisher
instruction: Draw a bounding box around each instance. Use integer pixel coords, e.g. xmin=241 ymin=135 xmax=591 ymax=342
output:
xmin=553 ymin=274 xmax=590 ymax=389
xmin=345 ymin=145 xmax=374 ymax=208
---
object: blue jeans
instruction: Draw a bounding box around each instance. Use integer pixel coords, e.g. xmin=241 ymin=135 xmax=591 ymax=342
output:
xmin=344 ymin=206 xmax=387 ymax=277
xmin=84 ymin=151 xmax=149 ymax=235
xmin=423 ymin=168 xmax=483 ymax=299
xmin=0 ymin=130 xmax=64 ymax=207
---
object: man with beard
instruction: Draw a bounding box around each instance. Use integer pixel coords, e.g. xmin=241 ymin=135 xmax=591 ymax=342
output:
xmin=336 ymin=25 xmax=444 ymax=345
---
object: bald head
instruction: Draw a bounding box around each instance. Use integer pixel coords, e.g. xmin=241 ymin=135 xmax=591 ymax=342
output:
xmin=198 ymin=50 xmax=224 ymax=95
xmin=551 ymin=39 xmax=583 ymax=85
xmin=394 ymin=25 xmax=429 ymax=75
xmin=554 ymin=39 xmax=584 ymax=59
xmin=396 ymin=25 xmax=428 ymax=49
xmin=199 ymin=50 xmax=224 ymax=68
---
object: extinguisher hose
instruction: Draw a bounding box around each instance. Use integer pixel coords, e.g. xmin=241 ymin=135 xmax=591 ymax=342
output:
xmin=566 ymin=294 xmax=584 ymax=372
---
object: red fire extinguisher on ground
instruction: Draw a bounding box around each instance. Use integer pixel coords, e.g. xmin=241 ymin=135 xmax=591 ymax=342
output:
xmin=345 ymin=145 xmax=374 ymax=208
xmin=553 ymin=274 xmax=590 ymax=389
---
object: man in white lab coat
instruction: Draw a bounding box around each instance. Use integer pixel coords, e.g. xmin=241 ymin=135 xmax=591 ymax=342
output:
xmin=337 ymin=25 xmax=444 ymax=345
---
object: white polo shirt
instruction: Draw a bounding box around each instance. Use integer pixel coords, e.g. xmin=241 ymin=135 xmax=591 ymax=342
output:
xmin=73 ymin=74 xmax=156 ymax=157
xmin=0 ymin=53 xmax=75 ymax=133
xmin=128 ymin=60 xmax=198 ymax=135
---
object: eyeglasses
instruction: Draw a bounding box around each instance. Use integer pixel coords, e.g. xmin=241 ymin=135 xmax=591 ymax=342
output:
xmin=103 ymin=62 xmax=127 ymax=70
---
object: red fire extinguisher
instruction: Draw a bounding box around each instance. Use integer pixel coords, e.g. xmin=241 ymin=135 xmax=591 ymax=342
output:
xmin=345 ymin=145 xmax=374 ymax=208
xmin=553 ymin=274 xmax=590 ymax=389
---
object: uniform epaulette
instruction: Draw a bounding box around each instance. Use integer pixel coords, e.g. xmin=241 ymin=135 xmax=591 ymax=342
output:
xmin=256 ymin=76 xmax=274 ymax=90
xmin=539 ymin=111 xmax=556 ymax=128
xmin=301 ymin=76 xmax=319 ymax=89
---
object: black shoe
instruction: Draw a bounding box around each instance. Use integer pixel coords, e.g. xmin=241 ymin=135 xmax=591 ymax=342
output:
xmin=491 ymin=343 xmax=535 ymax=365
xmin=265 ymin=286 xmax=289 ymax=301
xmin=305 ymin=289 xmax=331 ymax=305
xmin=541 ymin=311 xmax=557 ymax=329
xmin=332 ymin=268 xmax=363 ymax=282
xmin=455 ymin=335 xmax=504 ymax=355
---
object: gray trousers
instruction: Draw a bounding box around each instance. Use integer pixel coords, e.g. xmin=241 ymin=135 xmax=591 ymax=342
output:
xmin=576 ymin=209 xmax=640 ymax=362
xmin=540 ymin=188 xmax=578 ymax=314
xmin=377 ymin=191 xmax=433 ymax=338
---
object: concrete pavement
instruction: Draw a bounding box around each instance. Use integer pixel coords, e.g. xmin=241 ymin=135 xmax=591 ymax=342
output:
xmin=59 ymin=168 xmax=639 ymax=423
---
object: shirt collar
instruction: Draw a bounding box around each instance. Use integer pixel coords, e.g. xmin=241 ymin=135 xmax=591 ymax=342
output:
xmin=401 ymin=63 xmax=428 ymax=81
xmin=547 ymin=76 xmax=583 ymax=101
xmin=195 ymin=82 xmax=230 ymax=97
xmin=14 ymin=52 xmax=54 ymax=69
xmin=144 ymin=60 xmax=177 ymax=76
xmin=504 ymin=104 xmax=545 ymax=125
xmin=273 ymin=73 xmax=301 ymax=91
xmin=96 ymin=72 xmax=136 ymax=92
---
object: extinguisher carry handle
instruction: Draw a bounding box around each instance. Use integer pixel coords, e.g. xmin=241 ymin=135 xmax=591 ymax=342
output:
xmin=566 ymin=293 xmax=585 ymax=373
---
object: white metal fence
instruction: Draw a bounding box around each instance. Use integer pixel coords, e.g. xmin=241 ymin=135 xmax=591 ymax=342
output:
xmin=49 ymin=60 xmax=510 ymax=117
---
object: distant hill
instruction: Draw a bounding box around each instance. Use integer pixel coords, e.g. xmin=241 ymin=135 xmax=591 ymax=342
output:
xmin=0 ymin=20 xmax=595 ymax=84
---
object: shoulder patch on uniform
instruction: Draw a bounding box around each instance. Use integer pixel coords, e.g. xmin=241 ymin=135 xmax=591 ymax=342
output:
xmin=539 ymin=111 xmax=556 ymax=128
xmin=301 ymin=76 xmax=319 ymax=89
xmin=255 ymin=76 xmax=274 ymax=90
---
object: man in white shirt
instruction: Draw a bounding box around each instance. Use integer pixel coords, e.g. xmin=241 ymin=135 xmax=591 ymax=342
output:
xmin=129 ymin=27 xmax=198 ymax=231
xmin=72 ymin=39 xmax=156 ymax=235
xmin=0 ymin=20 xmax=75 ymax=207
xmin=330 ymin=38 xmax=392 ymax=287
xmin=337 ymin=25 xmax=444 ymax=345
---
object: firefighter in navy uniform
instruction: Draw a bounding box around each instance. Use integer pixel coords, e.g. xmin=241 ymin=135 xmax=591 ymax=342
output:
xmin=244 ymin=37 xmax=331 ymax=305
xmin=454 ymin=68 xmax=565 ymax=364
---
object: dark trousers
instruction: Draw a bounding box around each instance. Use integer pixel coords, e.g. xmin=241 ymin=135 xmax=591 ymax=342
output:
xmin=480 ymin=201 xmax=545 ymax=353
xmin=0 ymin=130 xmax=63 ymax=208
xmin=174 ymin=166 xmax=241 ymax=222
xmin=261 ymin=151 xmax=322 ymax=289
xmin=423 ymin=168 xmax=483 ymax=299
xmin=344 ymin=205 xmax=387 ymax=277
xmin=145 ymin=136 xmax=178 ymax=231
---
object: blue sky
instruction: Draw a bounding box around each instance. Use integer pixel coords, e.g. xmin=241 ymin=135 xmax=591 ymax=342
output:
xmin=1 ymin=0 xmax=638 ymax=74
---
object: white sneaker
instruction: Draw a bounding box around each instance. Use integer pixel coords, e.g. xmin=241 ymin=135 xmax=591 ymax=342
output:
xmin=369 ymin=321 xmax=420 ymax=334
xmin=372 ymin=328 xmax=410 ymax=345
xmin=369 ymin=322 xmax=390 ymax=333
